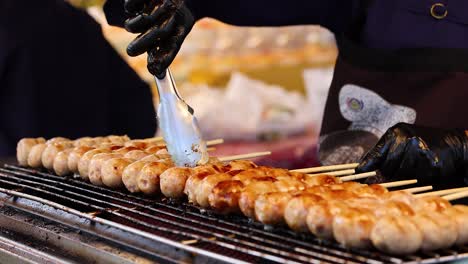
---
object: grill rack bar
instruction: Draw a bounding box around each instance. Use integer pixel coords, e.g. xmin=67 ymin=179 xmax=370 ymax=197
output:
xmin=0 ymin=166 xmax=394 ymax=263
xmin=0 ymin=168 xmax=369 ymax=264
xmin=1 ymin=165 xmax=467 ymax=264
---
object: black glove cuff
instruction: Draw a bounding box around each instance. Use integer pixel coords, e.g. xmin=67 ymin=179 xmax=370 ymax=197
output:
xmin=104 ymin=0 xmax=128 ymax=27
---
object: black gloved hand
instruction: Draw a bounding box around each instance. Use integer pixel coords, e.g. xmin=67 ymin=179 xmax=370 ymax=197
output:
xmin=355 ymin=123 xmax=468 ymax=187
xmin=124 ymin=0 xmax=196 ymax=78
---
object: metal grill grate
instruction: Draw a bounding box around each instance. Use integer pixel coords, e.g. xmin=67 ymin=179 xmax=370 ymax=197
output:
xmin=0 ymin=164 xmax=467 ymax=264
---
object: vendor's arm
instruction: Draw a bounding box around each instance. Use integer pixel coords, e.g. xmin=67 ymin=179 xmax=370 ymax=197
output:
xmin=356 ymin=123 xmax=468 ymax=188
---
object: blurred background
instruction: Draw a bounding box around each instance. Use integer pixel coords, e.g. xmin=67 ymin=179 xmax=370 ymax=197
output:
xmin=15 ymin=0 xmax=339 ymax=168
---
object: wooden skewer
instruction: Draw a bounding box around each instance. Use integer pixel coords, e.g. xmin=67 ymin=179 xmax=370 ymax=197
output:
xmin=218 ymin=151 xmax=271 ymax=162
xmin=206 ymin=139 xmax=224 ymax=146
xmin=379 ymin=179 xmax=417 ymax=188
xmin=207 ymin=147 xmax=216 ymax=152
xmin=157 ymin=138 xmax=224 ymax=147
xmin=442 ymin=190 xmax=468 ymax=202
xmin=309 ymin=169 xmax=356 ymax=177
xmin=402 ymin=186 xmax=433 ymax=194
xmin=340 ymin=171 xmax=377 ymax=182
xmin=292 ymin=163 xmax=359 ymax=174
xmin=415 ymin=187 xmax=468 ymax=198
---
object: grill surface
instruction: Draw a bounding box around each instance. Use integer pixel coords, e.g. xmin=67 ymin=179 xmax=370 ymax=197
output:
xmin=0 ymin=164 xmax=467 ymax=264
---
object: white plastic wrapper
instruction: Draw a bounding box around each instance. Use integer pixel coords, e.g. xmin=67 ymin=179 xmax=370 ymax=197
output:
xmin=181 ymin=72 xmax=316 ymax=140
xmin=302 ymin=67 xmax=334 ymax=132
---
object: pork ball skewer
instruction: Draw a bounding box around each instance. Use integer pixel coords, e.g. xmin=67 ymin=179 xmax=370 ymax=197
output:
xmin=173 ymin=160 xmax=257 ymax=203
xmin=210 ymin=173 xmax=341 ymax=217
xmin=305 ymin=193 xmax=457 ymax=254
xmin=77 ymin=146 xmax=124 ymax=180
xmin=24 ymin=136 xmax=129 ymax=169
xmin=94 ymin=149 xmax=168 ymax=190
xmin=306 ymin=191 xmax=414 ymax=241
xmin=443 ymin=205 xmax=468 ymax=246
xmin=75 ymin=143 xmax=166 ymax=181
xmin=207 ymin=168 xmax=300 ymax=215
xmin=21 ymin=135 xmax=155 ymax=171
xmin=16 ymin=137 xmax=48 ymax=166
xmin=284 ymin=184 xmax=385 ymax=233
xmin=122 ymin=154 xmax=171 ymax=193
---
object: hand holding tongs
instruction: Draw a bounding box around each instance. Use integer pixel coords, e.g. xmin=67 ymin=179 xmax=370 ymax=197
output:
xmin=154 ymin=69 xmax=209 ymax=167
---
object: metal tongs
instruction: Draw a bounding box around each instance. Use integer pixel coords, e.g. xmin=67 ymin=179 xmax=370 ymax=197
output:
xmin=154 ymin=69 xmax=209 ymax=167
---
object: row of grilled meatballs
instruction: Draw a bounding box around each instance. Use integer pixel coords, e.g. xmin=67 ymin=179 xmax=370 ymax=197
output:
xmin=16 ymin=137 xmax=468 ymax=255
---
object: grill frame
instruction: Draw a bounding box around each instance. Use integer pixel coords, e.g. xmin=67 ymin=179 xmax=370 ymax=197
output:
xmin=0 ymin=164 xmax=467 ymax=264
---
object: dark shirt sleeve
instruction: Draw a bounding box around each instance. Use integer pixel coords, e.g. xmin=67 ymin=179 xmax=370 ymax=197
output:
xmin=104 ymin=0 xmax=355 ymax=35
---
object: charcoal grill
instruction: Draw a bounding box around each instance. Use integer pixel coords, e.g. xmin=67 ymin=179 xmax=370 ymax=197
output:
xmin=0 ymin=164 xmax=467 ymax=264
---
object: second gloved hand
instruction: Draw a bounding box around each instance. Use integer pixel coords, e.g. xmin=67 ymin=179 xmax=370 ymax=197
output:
xmin=355 ymin=123 xmax=468 ymax=187
xmin=124 ymin=0 xmax=196 ymax=77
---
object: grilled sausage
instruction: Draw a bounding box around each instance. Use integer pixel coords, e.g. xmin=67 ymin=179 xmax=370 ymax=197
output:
xmin=184 ymin=165 xmax=224 ymax=204
xmin=196 ymin=173 xmax=232 ymax=208
xmin=122 ymin=160 xmax=151 ymax=193
xmin=137 ymin=161 xmax=173 ymax=195
xmin=414 ymin=196 xmax=452 ymax=212
xmin=255 ymin=192 xmax=294 ymax=225
xmin=101 ymin=158 xmax=134 ymax=189
xmin=27 ymin=143 xmax=47 ymax=168
xmin=17 ymin=138 xmax=46 ymax=166
xmin=78 ymin=148 xmax=113 ymax=180
xmin=160 ymin=167 xmax=194 ymax=199
xmin=238 ymin=179 xmax=277 ymax=219
xmin=208 ymin=180 xmax=245 ymax=214
xmin=412 ymin=211 xmax=457 ymax=251
xmin=53 ymin=148 xmax=74 ymax=176
xmin=42 ymin=141 xmax=74 ymax=170
xmin=284 ymin=193 xmax=323 ymax=232
xmin=371 ymin=215 xmax=423 ymax=255
xmin=443 ymin=205 xmax=468 ymax=246
xmin=124 ymin=150 xmax=150 ymax=160
xmin=306 ymin=200 xmax=350 ymax=240
xmin=228 ymin=160 xmax=257 ymax=170
xmin=68 ymin=146 xmax=95 ymax=173
xmin=332 ymin=207 xmax=376 ymax=249
xmin=88 ymin=153 xmax=122 ymax=186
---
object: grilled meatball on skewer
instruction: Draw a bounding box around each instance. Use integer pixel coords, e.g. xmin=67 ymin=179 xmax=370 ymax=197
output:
xmin=209 ymin=180 xmax=245 ymax=214
xmin=255 ymin=191 xmax=295 ymax=225
xmin=332 ymin=206 xmax=377 ymax=249
xmin=137 ymin=160 xmax=174 ymax=195
xmin=124 ymin=149 xmax=150 ymax=160
xmin=68 ymin=146 xmax=95 ymax=173
xmin=122 ymin=160 xmax=152 ymax=193
xmin=27 ymin=143 xmax=47 ymax=168
xmin=371 ymin=215 xmax=423 ymax=255
xmin=78 ymin=148 xmax=114 ymax=180
xmin=42 ymin=141 xmax=75 ymax=170
xmin=411 ymin=211 xmax=458 ymax=251
xmin=253 ymin=176 xmax=342 ymax=225
xmin=443 ymin=205 xmax=468 ymax=246
xmin=17 ymin=138 xmax=46 ymax=166
xmin=88 ymin=153 xmax=123 ymax=185
xmin=196 ymin=173 xmax=233 ymax=208
xmin=53 ymin=148 xmax=74 ymax=176
xmin=238 ymin=179 xmax=278 ymax=219
xmin=101 ymin=157 xmax=135 ymax=189
xmin=160 ymin=167 xmax=194 ymax=199
xmin=284 ymin=193 xmax=324 ymax=232
xmin=184 ymin=165 xmax=225 ymax=204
